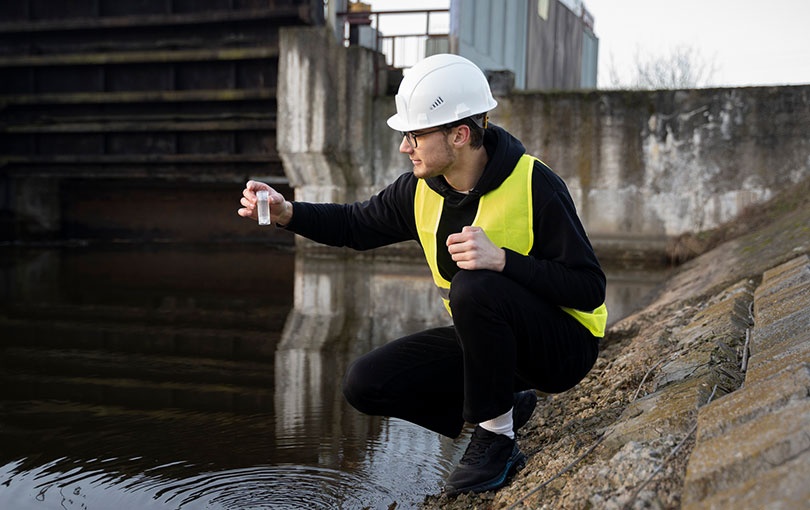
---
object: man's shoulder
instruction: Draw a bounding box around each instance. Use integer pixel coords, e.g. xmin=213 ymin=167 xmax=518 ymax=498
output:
xmin=526 ymin=157 xmax=569 ymax=201
xmin=376 ymin=171 xmax=419 ymax=205
xmin=389 ymin=171 xmax=419 ymax=192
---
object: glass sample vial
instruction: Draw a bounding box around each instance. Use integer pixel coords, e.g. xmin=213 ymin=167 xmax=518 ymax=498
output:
xmin=256 ymin=190 xmax=271 ymax=225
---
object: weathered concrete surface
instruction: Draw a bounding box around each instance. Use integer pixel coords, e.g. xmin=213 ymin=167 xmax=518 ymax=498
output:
xmin=746 ymin=254 xmax=810 ymax=382
xmin=422 ymin=193 xmax=810 ymax=509
xmin=694 ymin=364 xmax=810 ymax=442
xmin=675 ymin=279 xmax=754 ymax=348
xmin=681 ymin=452 xmax=810 ymax=510
xmin=681 ymin=255 xmax=810 ymax=508
xmin=491 ymin=89 xmax=810 ymax=241
xmin=746 ymin=340 xmax=810 ymax=385
xmin=683 ymin=399 xmax=810 ymax=505
xmin=278 ymin=26 xmax=384 ymax=206
xmin=750 ymin=306 xmax=810 ymax=355
xmin=603 ymin=372 xmax=733 ymax=454
xmin=599 ymin=276 xmax=753 ymax=455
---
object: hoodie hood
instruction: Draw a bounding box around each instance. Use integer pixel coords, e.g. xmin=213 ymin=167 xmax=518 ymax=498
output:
xmin=424 ymin=124 xmax=526 ymax=207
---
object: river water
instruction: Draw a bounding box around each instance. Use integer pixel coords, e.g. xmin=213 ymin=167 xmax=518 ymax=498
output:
xmin=0 ymin=245 xmax=668 ymax=510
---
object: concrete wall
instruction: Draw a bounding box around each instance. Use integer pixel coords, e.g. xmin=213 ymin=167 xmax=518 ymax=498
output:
xmin=277 ymin=27 xmax=810 ymax=256
xmin=492 ymin=87 xmax=810 ymax=242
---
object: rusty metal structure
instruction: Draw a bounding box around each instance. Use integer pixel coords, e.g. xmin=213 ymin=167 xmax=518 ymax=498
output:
xmin=0 ymin=0 xmax=323 ymax=242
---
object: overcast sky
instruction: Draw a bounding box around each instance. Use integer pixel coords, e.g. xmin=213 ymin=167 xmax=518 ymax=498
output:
xmin=365 ymin=0 xmax=810 ymax=88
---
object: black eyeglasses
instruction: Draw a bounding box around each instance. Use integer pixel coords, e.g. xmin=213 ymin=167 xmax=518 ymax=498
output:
xmin=401 ymin=126 xmax=445 ymax=148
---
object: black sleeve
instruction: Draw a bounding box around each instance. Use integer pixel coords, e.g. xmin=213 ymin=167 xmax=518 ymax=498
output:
xmin=282 ymin=172 xmax=418 ymax=250
xmin=501 ymin=166 xmax=606 ymax=311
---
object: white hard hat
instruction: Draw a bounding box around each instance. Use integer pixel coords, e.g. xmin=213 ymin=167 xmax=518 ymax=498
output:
xmin=386 ymin=53 xmax=498 ymax=132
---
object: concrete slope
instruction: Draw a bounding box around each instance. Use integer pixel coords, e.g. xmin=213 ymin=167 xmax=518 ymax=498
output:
xmin=424 ymin=193 xmax=809 ymax=508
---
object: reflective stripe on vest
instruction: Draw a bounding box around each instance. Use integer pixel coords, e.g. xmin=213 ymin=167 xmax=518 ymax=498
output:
xmin=413 ymin=154 xmax=608 ymax=338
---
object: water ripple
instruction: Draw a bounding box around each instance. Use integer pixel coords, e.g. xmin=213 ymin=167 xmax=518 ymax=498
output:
xmin=0 ymin=417 xmax=465 ymax=510
xmin=1 ymin=459 xmax=415 ymax=510
xmin=159 ymin=465 xmax=396 ymax=510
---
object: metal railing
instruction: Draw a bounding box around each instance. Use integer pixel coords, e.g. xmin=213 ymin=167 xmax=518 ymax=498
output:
xmin=336 ymin=8 xmax=450 ymax=69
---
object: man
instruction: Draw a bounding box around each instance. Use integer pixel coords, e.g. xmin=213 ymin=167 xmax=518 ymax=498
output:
xmin=238 ymin=54 xmax=607 ymax=496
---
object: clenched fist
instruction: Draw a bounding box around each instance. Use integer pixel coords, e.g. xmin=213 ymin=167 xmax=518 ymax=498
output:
xmin=446 ymin=226 xmax=506 ymax=272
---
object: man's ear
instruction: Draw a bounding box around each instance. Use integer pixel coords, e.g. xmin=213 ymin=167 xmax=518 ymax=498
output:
xmin=452 ymin=125 xmax=471 ymax=147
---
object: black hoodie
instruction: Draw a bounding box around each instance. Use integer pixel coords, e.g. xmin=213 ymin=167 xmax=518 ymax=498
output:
xmin=284 ymin=125 xmax=606 ymax=312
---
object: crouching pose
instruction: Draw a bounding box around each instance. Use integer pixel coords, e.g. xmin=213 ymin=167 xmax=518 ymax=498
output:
xmin=238 ymin=54 xmax=607 ymax=496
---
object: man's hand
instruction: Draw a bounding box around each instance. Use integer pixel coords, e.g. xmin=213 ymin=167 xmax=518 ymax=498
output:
xmin=446 ymin=226 xmax=506 ymax=272
xmin=238 ymin=180 xmax=293 ymax=226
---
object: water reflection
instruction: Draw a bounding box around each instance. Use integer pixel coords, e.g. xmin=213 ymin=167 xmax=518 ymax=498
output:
xmin=0 ymin=245 xmax=667 ymax=509
xmin=604 ymin=265 xmax=670 ymax=326
xmin=0 ymin=246 xmax=459 ymax=510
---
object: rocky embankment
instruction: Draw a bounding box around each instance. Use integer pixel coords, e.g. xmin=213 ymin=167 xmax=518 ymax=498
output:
xmin=424 ymin=188 xmax=810 ymax=510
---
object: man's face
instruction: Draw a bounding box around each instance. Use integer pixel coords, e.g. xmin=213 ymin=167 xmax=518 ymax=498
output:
xmin=399 ymin=128 xmax=455 ymax=180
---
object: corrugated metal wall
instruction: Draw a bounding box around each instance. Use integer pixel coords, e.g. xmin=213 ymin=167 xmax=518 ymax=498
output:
xmin=581 ymin=28 xmax=598 ymax=88
xmin=450 ymin=0 xmax=597 ymax=91
xmin=527 ymin=0 xmax=583 ymax=90
xmin=451 ymin=0 xmax=528 ymax=89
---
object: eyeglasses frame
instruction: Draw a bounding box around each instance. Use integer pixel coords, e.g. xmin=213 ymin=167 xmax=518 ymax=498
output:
xmin=400 ymin=114 xmax=488 ymax=149
xmin=400 ymin=126 xmax=446 ymax=148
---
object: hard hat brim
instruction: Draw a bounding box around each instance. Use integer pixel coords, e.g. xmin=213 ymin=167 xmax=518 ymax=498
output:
xmin=386 ymin=101 xmax=497 ymax=133
xmin=386 ymin=112 xmax=411 ymax=132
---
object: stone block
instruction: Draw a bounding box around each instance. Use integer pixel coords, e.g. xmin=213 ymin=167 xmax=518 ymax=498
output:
xmin=679 ymin=300 xmax=751 ymax=346
xmin=754 ymin=284 xmax=810 ymax=328
xmin=759 ymin=254 xmax=809 ymax=287
xmin=695 ymin=364 xmax=810 ymax=442
xmin=682 ymin=450 xmax=810 ymax=510
xmin=755 ymin=274 xmax=810 ymax=307
xmin=652 ymin=346 xmax=714 ymax=392
xmin=679 ymin=280 xmax=753 ymax=347
xmin=750 ymin=306 xmax=810 ymax=355
xmin=754 ymin=255 xmax=809 ymax=331
xmin=653 ymin=338 xmax=741 ymax=392
xmin=702 ymin=279 xmax=755 ymax=312
xmin=682 ymin=399 xmax=810 ymax=504
xmin=746 ymin=340 xmax=810 ymax=384
xmin=603 ymin=373 xmax=726 ymax=454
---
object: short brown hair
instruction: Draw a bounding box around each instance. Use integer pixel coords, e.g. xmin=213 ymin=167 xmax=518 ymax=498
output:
xmin=443 ymin=114 xmax=485 ymax=149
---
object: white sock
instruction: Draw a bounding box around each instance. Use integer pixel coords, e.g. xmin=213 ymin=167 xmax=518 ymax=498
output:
xmin=479 ymin=407 xmax=514 ymax=439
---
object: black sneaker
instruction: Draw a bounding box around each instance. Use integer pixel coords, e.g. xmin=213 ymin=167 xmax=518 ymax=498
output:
xmin=513 ymin=390 xmax=538 ymax=433
xmin=444 ymin=426 xmax=526 ymax=496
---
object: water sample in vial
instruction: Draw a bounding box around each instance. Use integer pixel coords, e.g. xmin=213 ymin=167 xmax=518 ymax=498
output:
xmin=257 ymin=190 xmax=271 ymax=225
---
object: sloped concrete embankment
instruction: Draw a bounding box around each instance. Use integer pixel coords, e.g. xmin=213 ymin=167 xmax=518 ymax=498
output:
xmin=424 ymin=198 xmax=809 ymax=509
xmin=682 ymin=255 xmax=810 ymax=509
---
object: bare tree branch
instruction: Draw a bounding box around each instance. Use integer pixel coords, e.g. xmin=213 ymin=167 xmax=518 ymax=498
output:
xmin=608 ymin=44 xmax=720 ymax=90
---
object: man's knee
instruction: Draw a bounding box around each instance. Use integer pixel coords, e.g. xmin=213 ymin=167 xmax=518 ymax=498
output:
xmin=448 ymin=270 xmax=505 ymax=313
xmin=342 ymin=355 xmax=381 ymax=416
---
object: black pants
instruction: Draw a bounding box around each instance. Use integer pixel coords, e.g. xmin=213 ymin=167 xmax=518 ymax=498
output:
xmin=342 ymin=269 xmax=599 ymax=438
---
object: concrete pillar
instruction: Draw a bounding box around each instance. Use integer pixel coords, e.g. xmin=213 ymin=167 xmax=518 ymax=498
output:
xmin=274 ymin=252 xmax=449 ymax=440
xmin=277 ymin=26 xmax=384 ymax=206
xmin=278 ymin=253 xmax=448 ymax=353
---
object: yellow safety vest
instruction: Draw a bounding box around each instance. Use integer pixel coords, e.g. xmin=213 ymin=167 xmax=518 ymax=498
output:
xmin=414 ymin=154 xmax=608 ymax=338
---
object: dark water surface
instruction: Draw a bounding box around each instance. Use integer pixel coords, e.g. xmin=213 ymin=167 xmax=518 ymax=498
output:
xmin=0 ymin=245 xmax=668 ymax=510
